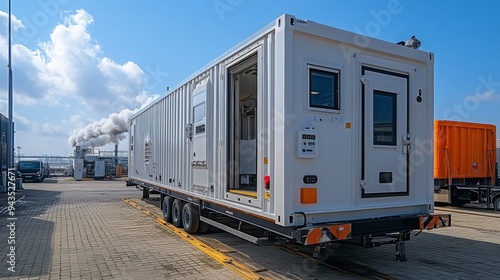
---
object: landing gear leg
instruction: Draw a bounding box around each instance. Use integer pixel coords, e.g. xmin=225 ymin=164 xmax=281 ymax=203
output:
xmin=395 ymin=235 xmax=407 ymax=262
xmin=313 ymin=244 xmax=325 ymax=258
xmin=142 ymin=187 xmax=150 ymax=199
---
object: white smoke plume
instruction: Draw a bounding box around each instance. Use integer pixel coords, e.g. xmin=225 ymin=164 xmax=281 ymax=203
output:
xmin=68 ymin=108 xmax=138 ymax=148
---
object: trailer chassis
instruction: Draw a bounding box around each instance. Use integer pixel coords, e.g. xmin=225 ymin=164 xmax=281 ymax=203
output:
xmin=436 ymin=184 xmax=500 ymax=211
xmin=129 ymin=179 xmax=450 ymax=260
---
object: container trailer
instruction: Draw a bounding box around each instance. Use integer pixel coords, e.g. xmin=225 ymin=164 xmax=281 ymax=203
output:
xmin=434 ymin=120 xmax=500 ymax=211
xmin=127 ymin=14 xmax=450 ymax=260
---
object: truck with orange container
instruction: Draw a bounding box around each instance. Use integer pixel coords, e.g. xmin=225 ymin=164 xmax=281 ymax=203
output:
xmin=497 ymin=139 xmax=500 ymax=185
xmin=434 ymin=120 xmax=500 ymax=211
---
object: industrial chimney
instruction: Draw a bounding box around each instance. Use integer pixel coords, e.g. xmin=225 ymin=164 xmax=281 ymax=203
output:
xmin=114 ymin=144 xmax=118 ymax=166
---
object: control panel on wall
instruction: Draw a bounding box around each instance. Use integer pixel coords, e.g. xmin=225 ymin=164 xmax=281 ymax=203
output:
xmin=297 ymin=130 xmax=318 ymax=158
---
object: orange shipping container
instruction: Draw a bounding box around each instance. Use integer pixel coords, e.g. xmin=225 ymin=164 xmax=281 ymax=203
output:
xmin=434 ymin=120 xmax=496 ymax=185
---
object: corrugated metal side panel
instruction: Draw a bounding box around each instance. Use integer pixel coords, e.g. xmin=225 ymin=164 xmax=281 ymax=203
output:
xmin=434 ymin=120 xmax=496 ymax=182
xmin=130 ymin=19 xmax=277 ymax=120
xmin=128 ymin=23 xmax=278 ymax=210
xmin=129 ymin=80 xmax=190 ymax=190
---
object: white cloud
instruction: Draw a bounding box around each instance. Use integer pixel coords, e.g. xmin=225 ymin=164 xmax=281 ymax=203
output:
xmin=13 ymin=112 xmax=29 ymax=125
xmin=70 ymin=113 xmax=84 ymax=124
xmin=98 ymin=57 xmax=146 ymax=109
xmin=1 ymin=9 xmax=153 ymax=113
xmin=0 ymin=10 xmax=24 ymax=38
xmin=136 ymin=92 xmax=160 ymax=109
xmin=0 ymin=9 xmax=161 ymax=155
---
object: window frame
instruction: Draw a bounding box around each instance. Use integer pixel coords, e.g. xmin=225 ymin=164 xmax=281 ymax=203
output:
xmin=307 ymin=65 xmax=340 ymax=112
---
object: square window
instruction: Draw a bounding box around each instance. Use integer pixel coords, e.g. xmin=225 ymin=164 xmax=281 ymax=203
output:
xmin=309 ymin=68 xmax=340 ymax=110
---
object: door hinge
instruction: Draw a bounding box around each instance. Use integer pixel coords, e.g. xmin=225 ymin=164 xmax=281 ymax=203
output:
xmin=360 ymin=180 xmax=366 ymax=189
xmin=185 ymin=123 xmax=193 ymax=140
xmin=360 ymin=76 xmax=367 ymax=84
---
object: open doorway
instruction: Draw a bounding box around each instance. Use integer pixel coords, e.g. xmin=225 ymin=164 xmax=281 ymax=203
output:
xmin=228 ymin=54 xmax=258 ymax=198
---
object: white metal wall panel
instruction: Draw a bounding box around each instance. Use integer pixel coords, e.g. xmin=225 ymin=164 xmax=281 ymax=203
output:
xmin=284 ymin=18 xmax=434 ymax=225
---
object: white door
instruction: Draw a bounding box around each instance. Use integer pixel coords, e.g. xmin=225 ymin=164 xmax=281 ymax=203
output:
xmin=191 ymin=80 xmax=209 ymax=189
xmin=362 ymin=67 xmax=409 ymax=197
xmin=130 ymin=123 xmax=134 ymax=174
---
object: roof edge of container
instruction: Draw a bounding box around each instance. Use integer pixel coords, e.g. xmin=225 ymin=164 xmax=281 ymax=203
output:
xmin=434 ymin=119 xmax=497 ymax=130
xmin=130 ymin=13 xmax=434 ymax=121
xmin=288 ymin=15 xmax=433 ymax=64
xmin=129 ymin=14 xmax=290 ymax=121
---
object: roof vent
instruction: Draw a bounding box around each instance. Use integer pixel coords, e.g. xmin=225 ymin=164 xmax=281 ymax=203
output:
xmin=396 ymin=36 xmax=421 ymax=49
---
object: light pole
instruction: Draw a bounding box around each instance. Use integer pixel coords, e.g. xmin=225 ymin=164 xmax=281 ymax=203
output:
xmin=8 ymin=0 xmax=14 ymax=169
xmin=16 ymin=146 xmax=21 ymax=163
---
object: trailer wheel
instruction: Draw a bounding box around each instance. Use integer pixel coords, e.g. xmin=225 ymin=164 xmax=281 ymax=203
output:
xmin=172 ymin=199 xmax=185 ymax=228
xmin=451 ymin=196 xmax=465 ymax=207
xmin=162 ymin=196 xmax=174 ymax=223
xmin=182 ymin=203 xmax=200 ymax=234
xmin=198 ymin=221 xmax=211 ymax=234
xmin=494 ymin=197 xmax=500 ymax=212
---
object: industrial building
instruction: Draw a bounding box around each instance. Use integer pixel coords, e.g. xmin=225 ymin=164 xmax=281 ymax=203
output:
xmin=0 ymin=113 xmax=9 ymax=190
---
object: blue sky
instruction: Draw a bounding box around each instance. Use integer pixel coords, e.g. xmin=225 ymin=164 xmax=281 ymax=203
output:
xmin=0 ymin=0 xmax=499 ymax=156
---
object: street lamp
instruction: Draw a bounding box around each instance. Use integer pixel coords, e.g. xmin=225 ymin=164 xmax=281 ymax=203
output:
xmin=8 ymin=0 xmax=14 ymax=169
xmin=16 ymin=146 xmax=21 ymax=163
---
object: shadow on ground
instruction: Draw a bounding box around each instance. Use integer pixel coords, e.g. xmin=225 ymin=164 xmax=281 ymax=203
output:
xmin=0 ymin=188 xmax=61 ymax=278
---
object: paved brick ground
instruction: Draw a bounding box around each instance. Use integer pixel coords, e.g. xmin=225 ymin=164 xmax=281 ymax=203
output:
xmin=0 ymin=178 xmax=240 ymax=279
xmin=134 ymin=195 xmax=500 ymax=280
xmin=1 ymin=178 xmax=499 ymax=279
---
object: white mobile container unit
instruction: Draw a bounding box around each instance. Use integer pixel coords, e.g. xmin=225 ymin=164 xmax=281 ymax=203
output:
xmin=128 ymin=14 xmax=450 ymax=260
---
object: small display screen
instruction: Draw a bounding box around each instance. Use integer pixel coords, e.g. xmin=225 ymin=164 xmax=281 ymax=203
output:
xmin=302 ymin=134 xmax=316 ymax=140
xmin=303 ymin=175 xmax=318 ymax=184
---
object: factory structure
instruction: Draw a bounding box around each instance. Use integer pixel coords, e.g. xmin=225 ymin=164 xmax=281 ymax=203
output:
xmin=8 ymin=143 xmax=128 ymax=182
xmin=72 ymin=145 xmax=128 ymax=180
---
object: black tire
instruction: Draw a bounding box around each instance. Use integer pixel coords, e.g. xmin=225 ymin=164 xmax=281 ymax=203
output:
xmin=197 ymin=221 xmax=211 ymax=234
xmin=451 ymin=196 xmax=465 ymax=207
xmin=182 ymin=203 xmax=200 ymax=234
xmin=172 ymin=199 xmax=185 ymax=228
xmin=494 ymin=197 xmax=500 ymax=212
xmin=162 ymin=196 xmax=174 ymax=223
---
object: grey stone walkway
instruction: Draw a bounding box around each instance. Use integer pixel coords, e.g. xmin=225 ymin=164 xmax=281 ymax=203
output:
xmin=2 ymin=178 xmax=500 ymax=280
xmin=0 ymin=178 xmax=240 ymax=279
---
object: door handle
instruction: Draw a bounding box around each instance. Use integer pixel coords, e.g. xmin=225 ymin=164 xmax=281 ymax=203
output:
xmin=402 ymin=133 xmax=411 ymax=154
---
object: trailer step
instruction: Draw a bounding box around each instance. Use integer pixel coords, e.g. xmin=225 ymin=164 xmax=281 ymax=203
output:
xmin=200 ymin=216 xmax=270 ymax=245
xmin=228 ymin=189 xmax=257 ymax=198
